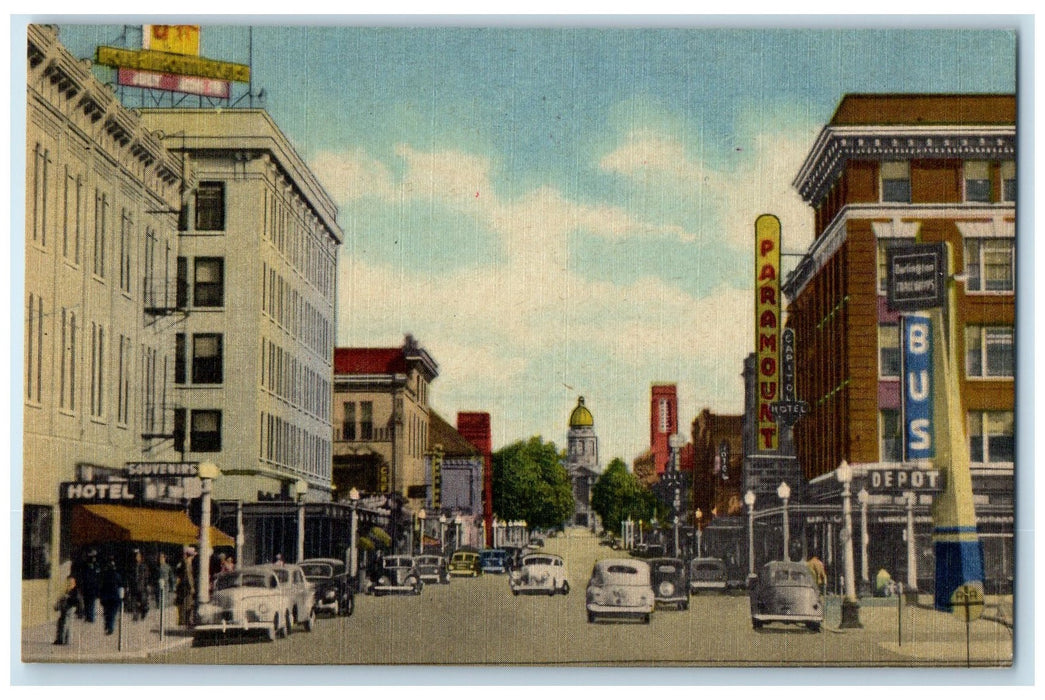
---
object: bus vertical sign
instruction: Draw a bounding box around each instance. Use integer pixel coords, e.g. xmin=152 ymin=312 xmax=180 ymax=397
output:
xmin=901 ymin=313 xmax=933 ymax=461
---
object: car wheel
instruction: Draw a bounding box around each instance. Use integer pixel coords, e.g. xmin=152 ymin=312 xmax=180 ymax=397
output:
xmin=284 ymin=610 xmax=293 ymax=637
xmin=806 ymin=622 xmax=821 ymax=633
xmin=587 ymin=611 xmax=595 ymax=623
xmin=305 ymin=607 xmax=316 ymax=632
xmin=266 ymin=619 xmax=277 ymax=642
xmin=643 ymin=613 xmax=651 ymax=624
xmin=560 ymin=580 xmax=570 ymax=595
xmin=275 ymin=613 xmax=287 ymax=639
xmin=680 ymin=600 xmax=689 ymax=611
xmin=343 ymin=594 xmax=354 ymax=617
xmin=752 ymin=618 xmax=763 ymax=630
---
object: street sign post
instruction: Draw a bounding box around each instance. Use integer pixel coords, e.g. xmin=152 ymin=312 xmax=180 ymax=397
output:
xmin=951 ymin=583 xmax=985 ymax=667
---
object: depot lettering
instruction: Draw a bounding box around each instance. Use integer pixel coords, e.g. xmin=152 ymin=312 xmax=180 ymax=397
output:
xmin=63 ymin=481 xmax=137 ymax=501
xmin=867 ymin=469 xmax=942 ymax=492
xmin=754 ymin=215 xmax=781 ymax=451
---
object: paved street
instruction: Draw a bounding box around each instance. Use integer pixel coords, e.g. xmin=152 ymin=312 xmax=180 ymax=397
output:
xmin=149 ymin=529 xmax=1012 ymax=667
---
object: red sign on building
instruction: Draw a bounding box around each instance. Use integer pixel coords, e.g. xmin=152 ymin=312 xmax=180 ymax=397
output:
xmin=754 ymin=214 xmax=781 ymax=451
xmin=117 ymin=67 xmax=230 ymax=98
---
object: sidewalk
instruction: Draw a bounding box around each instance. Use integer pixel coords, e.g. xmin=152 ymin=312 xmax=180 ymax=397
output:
xmin=21 ymin=603 xmax=195 ymax=663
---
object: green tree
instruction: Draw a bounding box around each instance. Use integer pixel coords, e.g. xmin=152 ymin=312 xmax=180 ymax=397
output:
xmin=492 ymin=436 xmax=575 ymax=530
xmin=591 ymin=458 xmax=662 ymax=535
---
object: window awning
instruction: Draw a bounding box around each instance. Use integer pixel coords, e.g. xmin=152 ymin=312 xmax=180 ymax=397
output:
xmin=71 ymin=504 xmax=235 ymax=547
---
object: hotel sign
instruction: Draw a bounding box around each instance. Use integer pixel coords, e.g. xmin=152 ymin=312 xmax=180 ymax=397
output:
xmin=754 ymin=214 xmax=781 ymax=451
xmin=96 ymin=46 xmax=251 ymax=83
xmin=886 ymin=242 xmax=947 ymax=312
xmin=61 ymin=481 xmax=138 ymax=502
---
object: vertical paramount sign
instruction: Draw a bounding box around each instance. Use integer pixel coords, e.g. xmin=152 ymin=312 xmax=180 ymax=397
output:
xmin=754 ymin=215 xmax=781 ymax=451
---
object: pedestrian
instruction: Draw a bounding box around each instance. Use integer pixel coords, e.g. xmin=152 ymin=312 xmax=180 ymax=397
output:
xmin=99 ymin=555 xmax=124 ymax=636
xmin=154 ymin=552 xmax=173 ymax=608
xmin=53 ymin=575 xmax=80 ymax=645
xmin=74 ymin=548 xmax=101 ymax=623
xmin=222 ymin=555 xmax=235 ymax=573
xmin=274 ymin=553 xmax=284 ymax=567
xmin=175 ymin=546 xmax=197 ymax=628
xmin=806 ymin=554 xmax=828 ymax=596
xmin=128 ymin=548 xmax=151 ymax=621
xmin=875 ymin=567 xmax=896 ymax=597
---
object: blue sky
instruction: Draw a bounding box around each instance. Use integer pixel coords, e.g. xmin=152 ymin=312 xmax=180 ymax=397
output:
xmin=52 ymin=21 xmax=1017 ymax=464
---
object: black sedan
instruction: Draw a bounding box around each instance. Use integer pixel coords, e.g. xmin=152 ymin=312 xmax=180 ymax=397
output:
xmin=299 ymin=558 xmax=355 ymax=617
xmin=649 ymin=557 xmax=689 ymax=610
xmin=367 ymin=555 xmax=424 ymax=595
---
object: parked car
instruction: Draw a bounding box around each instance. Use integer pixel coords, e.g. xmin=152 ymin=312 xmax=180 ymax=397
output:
xmin=299 ymin=558 xmax=355 ymax=617
xmin=585 ymin=559 xmax=654 ymax=624
xmin=530 ymin=536 xmax=545 ymax=548
xmin=649 ymin=557 xmax=689 ymax=610
xmin=689 ymin=557 xmax=729 ymax=595
xmin=500 ymin=545 xmax=528 ymax=571
xmin=749 ymin=560 xmax=824 ymax=632
xmin=271 ymin=563 xmax=317 ymax=632
xmin=509 ymin=553 xmax=570 ymax=596
xmin=368 ymin=555 xmax=423 ymax=595
xmin=194 ymin=566 xmax=293 ymax=642
xmin=448 ymin=550 xmax=482 ymax=577
xmin=415 ymin=554 xmax=450 ymax=584
xmin=479 ymin=548 xmax=509 ymax=574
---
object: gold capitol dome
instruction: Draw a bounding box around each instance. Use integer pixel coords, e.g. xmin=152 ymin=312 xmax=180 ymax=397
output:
xmin=569 ymin=396 xmax=594 ymax=428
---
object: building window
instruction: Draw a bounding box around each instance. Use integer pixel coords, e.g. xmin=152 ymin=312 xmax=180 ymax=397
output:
xmin=965 ymin=325 xmax=1014 ymax=378
xmin=192 ymin=333 xmax=223 ymax=384
xmin=190 ymin=410 xmax=222 ymax=452
xmin=93 ymin=191 xmax=107 ymax=278
xmin=174 ymin=333 xmax=186 ymax=384
xmin=119 ymin=208 xmax=133 ymax=294
xmin=31 ymin=143 xmax=49 ymax=245
xmin=193 ymin=257 xmax=224 ymax=307
xmin=58 ymin=309 xmax=77 ymax=411
xmin=879 ymin=324 xmax=901 ymax=378
xmin=964 ymin=238 xmax=1014 ymax=292
xmin=1001 ymin=161 xmax=1016 ymax=203
xmin=176 ymin=256 xmax=188 ymax=308
xmin=89 ymin=323 xmax=105 ymax=418
xmin=195 ymin=182 xmax=225 ymax=231
xmin=26 ymin=293 xmax=44 ymax=403
xmin=881 ymin=161 xmax=911 ymax=203
xmin=116 ymin=335 xmax=130 ymax=425
xmin=343 ymin=402 xmax=356 ymax=440
xmin=361 ymin=401 xmax=373 ymax=441
xmin=968 ymin=411 xmax=1014 ymax=465
xmin=22 ymin=505 xmax=52 ymax=580
xmin=964 ymin=161 xmax=992 ymax=203
xmin=877 ymin=237 xmax=916 ymax=293
xmin=880 ymin=409 xmax=902 ymax=462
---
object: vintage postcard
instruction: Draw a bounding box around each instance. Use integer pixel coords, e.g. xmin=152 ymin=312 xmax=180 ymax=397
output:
xmin=17 ymin=18 xmax=1020 ymax=674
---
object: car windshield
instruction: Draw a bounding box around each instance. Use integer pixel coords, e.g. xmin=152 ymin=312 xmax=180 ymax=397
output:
xmin=770 ymin=568 xmax=813 ymax=584
xmin=299 ymin=563 xmax=334 ymax=579
xmin=452 ymin=553 xmax=476 ymax=562
xmin=418 ymin=557 xmax=439 ymax=565
xmin=593 ymin=563 xmax=649 ymax=585
xmin=524 ymin=556 xmax=554 ymax=566
xmin=481 ymin=551 xmax=505 ymax=562
xmin=384 ymin=557 xmax=412 ymax=567
xmin=692 ymin=561 xmax=723 ymax=573
xmin=214 ymin=572 xmax=273 ymax=590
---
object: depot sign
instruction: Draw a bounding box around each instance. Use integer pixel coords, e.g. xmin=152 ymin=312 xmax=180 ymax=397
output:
xmin=754 ymin=215 xmax=781 ymax=451
xmin=866 ymin=468 xmax=943 ymax=493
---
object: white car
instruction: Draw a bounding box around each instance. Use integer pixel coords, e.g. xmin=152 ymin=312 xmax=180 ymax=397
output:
xmin=509 ymin=553 xmax=570 ymax=596
xmin=585 ymin=559 xmax=654 ymax=624
xmin=271 ymin=564 xmax=317 ymax=632
xmin=195 ymin=567 xmax=295 ymax=642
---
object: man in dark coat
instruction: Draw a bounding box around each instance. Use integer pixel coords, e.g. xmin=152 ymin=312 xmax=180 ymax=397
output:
xmin=53 ymin=575 xmax=80 ymax=645
xmin=127 ymin=548 xmax=151 ymax=621
xmin=74 ymin=549 xmax=101 ymax=623
xmin=174 ymin=546 xmax=197 ymax=627
xmin=99 ymin=555 xmax=124 ymax=635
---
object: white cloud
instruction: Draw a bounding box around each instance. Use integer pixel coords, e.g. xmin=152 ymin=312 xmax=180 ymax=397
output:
xmin=599 ymin=129 xmax=709 ymax=186
xmin=310 ymin=148 xmax=396 ymax=201
xmin=395 ymin=144 xmax=496 ymax=209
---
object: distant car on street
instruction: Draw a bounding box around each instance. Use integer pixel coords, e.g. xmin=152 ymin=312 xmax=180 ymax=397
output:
xmin=415 ymin=554 xmax=450 ymax=584
xmin=749 ymin=560 xmax=824 ymax=632
xmin=448 ymin=550 xmax=482 ymax=577
xmin=689 ymin=557 xmax=729 ymax=595
xmin=194 ymin=566 xmax=295 ymax=642
xmin=509 ymin=553 xmax=570 ymax=596
xmin=368 ymin=555 xmax=423 ymax=596
xmin=585 ymin=559 xmax=654 ymax=624
xmin=299 ymin=558 xmax=355 ymax=617
xmin=479 ymin=548 xmax=509 ymax=574
xmin=649 ymin=557 xmax=689 ymax=610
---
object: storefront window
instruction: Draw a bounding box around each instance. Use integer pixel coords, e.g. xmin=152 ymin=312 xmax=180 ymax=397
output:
xmin=22 ymin=504 xmax=52 ymax=580
xmin=880 ymin=409 xmax=902 ymax=462
xmin=968 ymin=411 xmax=1014 ymax=465
xmin=879 ymin=324 xmax=901 ymax=377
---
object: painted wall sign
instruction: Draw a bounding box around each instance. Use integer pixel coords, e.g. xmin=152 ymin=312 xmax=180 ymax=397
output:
xmin=117 ymin=67 xmax=230 ymax=98
xmin=754 ymin=214 xmax=781 ymax=451
xmin=887 ymin=242 xmax=947 ymax=311
xmin=901 ymin=314 xmax=934 ymax=460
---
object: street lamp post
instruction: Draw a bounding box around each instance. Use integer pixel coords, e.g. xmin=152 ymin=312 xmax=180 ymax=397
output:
xmin=417 ymin=509 xmax=427 ymax=555
xmin=904 ymin=490 xmax=918 ymax=603
xmin=695 ymin=509 xmax=703 ymax=558
xmin=348 ymin=487 xmax=360 ymax=580
xmin=235 ymin=500 xmax=244 ymax=570
xmin=295 ymin=479 xmax=309 ymax=563
xmin=197 ymin=461 xmax=221 ymax=606
xmin=836 ymin=461 xmax=862 ymax=628
xmin=439 ymin=514 xmax=447 ymax=553
xmin=857 ymin=487 xmax=870 ymax=597
xmin=777 ymin=482 xmax=791 ymax=561
xmin=454 ymin=514 xmax=463 ymax=550
xmin=673 ymin=516 xmax=680 ymax=557
xmin=744 ymin=491 xmax=756 ymax=577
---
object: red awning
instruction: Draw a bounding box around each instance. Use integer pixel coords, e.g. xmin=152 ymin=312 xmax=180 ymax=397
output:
xmin=71 ymin=504 xmax=235 ymax=547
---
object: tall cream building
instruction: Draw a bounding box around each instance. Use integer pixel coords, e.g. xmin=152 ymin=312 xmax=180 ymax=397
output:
xmin=23 ymin=25 xmax=184 ymax=624
xmin=137 ymin=108 xmax=344 ymax=503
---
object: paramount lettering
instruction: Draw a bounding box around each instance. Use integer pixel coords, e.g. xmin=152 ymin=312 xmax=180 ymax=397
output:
xmin=754 ymin=215 xmax=782 ymax=451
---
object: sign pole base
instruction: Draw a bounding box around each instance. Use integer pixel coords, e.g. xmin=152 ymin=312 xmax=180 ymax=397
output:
xmin=933 ymin=536 xmax=984 ymax=611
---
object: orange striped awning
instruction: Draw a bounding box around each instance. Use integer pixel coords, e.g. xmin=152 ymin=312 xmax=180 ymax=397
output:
xmin=71 ymin=504 xmax=235 ymax=547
